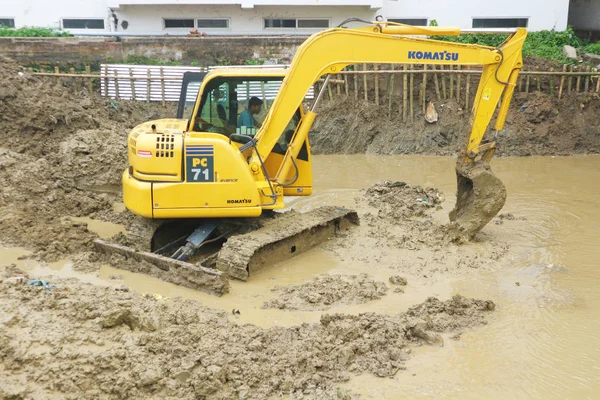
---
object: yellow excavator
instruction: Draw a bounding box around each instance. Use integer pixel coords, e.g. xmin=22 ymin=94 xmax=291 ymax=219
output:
xmin=95 ymin=20 xmax=526 ymax=292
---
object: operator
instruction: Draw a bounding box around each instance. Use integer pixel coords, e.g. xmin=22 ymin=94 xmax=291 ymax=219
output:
xmin=238 ymin=96 xmax=263 ymax=130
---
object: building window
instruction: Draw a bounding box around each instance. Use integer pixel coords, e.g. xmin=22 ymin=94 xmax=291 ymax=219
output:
xmin=0 ymin=18 xmax=15 ymax=28
xmin=164 ymin=19 xmax=194 ymax=29
xmin=264 ymin=18 xmax=329 ymax=29
xmin=472 ymin=18 xmax=528 ymax=28
xmin=197 ymin=19 xmax=229 ymax=29
xmin=62 ymin=19 xmax=105 ymax=29
xmin=264 ymin=19 xmax=296 ymax=28
xmin=388 ymin=18 xmax=428 ymax=26
xmin=297 ymin=19 xmax=329 ymax=29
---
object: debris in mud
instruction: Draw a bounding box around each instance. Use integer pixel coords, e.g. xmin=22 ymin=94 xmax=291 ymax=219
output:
xmin=0 ymin=273 xmax=495 ymax=399
xmin=363 ymin=181 xmax=444 ymax=219
xmin=389 ymin=275 xmax=408 ymax=286
xmin=263 ymin=273 xmax=388 ymax=311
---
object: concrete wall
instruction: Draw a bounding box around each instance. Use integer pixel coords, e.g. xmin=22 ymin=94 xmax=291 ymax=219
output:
xmin=379 ymin=0 xmax=569 ymax=31
xmin=0 ymin=36 xmax=307 ymax=66
xmin=1 ymin=0 xmax=570 ymax=34
xmin=568 ymin=0 xmax=600 ymax=31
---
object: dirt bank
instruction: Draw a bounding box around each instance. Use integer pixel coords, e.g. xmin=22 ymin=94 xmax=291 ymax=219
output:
xmin=0 ymin=265 xmax=494 ymax=399
xmin=310 ymin=92 xmax=600 ymax=156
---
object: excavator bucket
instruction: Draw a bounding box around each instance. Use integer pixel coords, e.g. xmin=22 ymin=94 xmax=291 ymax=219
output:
xmin=449 ymin=157 xmax=506 ymax=238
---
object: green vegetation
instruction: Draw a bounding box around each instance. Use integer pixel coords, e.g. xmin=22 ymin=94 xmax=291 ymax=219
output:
xmin=244 ymin=58 xmax=265 ymax=66
xmin=123 ymin=55 xmax=180 ymax=66
xmin=584 ymin=42 xmax=600 ymax=55
xmin=0 ymin=25 xmax=71 ymax=37
xmin=431 ymin=26 xmax=600 ymax=63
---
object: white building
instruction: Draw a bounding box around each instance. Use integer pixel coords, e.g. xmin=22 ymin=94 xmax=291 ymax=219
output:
xmin=0 ymin=0 xmax=570 ymax=35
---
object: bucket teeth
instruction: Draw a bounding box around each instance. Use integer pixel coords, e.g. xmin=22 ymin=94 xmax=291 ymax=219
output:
xmin=450 ymin=157 xmax=506 ymax=238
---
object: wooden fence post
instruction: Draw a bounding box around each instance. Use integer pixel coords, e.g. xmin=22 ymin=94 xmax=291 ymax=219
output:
xmin=441 ymin=66 xmax=447 ymax=99
xmin=363 ymin=64 xmax=368 ymax=102
xmin=374 ymin=64 xmax=379 ymax=105
xmin=456 ymin=65 xmax=461 ymax=104
xmin=409 ymin=64 xmax=414 ymax=121
xmin=354 ymin=68 xmax=358 ymax=101
xmin=584 ymin=66 xmax=590 ymax=93
xmin=114 ymin=70 xmax=120 ymax=100
xmin=568 ymin=65 xmax=573 ymax=93
xmin=558 ymin=65 xmax=566 ymax=99
xmin=103 ymin=65 xmax=109 ymax=97
xmin=388 ymin=64 xmax=395 ymax=120
xmin=465 ymin=66 xmax=471 ymax=110
xmin=402 ymin=64 xmax=408 ymax=122
xmin=344 ymin=73 xmax=349 ymax=97
xmin=54 ymin=66 xmax=60 ymax=86
xmin=576 ymin=66 xmax=581 ymax=92
xmin=160 ymin=67 xmax=165 ymax=107
xmin=146 ymin=69 xmax=151 ymax=103
xmin=525 ymin=72 xmax=530 ymax=93
xmin=129 ymin=68 xmax=136 ymax=100
xmin=85 ymin=65 xmax=92 ymax=95
xmin=549 ymin=68 xmax=555 ymax=97
xmin=433 ymin=65 xmax=441 ymax=101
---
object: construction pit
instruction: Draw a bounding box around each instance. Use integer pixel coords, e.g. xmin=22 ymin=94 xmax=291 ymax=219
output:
xmin=1 ymin=58 xmax=600 ymax=399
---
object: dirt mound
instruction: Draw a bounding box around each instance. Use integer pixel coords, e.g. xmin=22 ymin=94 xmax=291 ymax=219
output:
xmin=263 ymin=273 xmax=388 ymax=311
xmin=0 ymin=58 xmax=174 ymax=260
xmin=0 ymin=269 xmax=494 ymax=399
xmin=310 ymin=92 xmax=600 ymax=156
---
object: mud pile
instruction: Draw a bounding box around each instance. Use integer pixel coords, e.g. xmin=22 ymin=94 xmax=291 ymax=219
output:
xmin=310 ymin=93 xmax=600 ymax=156
xmin=263 ymin=273 xmax=388 ymax=311
xmin=0 ymin=57 xmax=174 ymax=260
xmin=0 ymin=268 xmax=494 ymax=399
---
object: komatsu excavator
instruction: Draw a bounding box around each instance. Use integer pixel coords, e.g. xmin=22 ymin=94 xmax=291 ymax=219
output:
xmin=94 ymin=20 xmax=526 ymax=293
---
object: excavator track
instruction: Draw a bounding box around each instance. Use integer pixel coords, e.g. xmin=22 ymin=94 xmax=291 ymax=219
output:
xmin=94 ymin=206 xmax=359 ymax=293
xmin=217 ymin=207 xmax=359 ymax=281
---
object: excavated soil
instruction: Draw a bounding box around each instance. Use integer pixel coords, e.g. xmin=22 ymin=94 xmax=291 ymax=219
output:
xmin=0 ymin=265 xmax=494 ymax=400
xmin=310 ymin=92 xmax=600 ymax=156
xmin=263 ymin=273 xmax=389 ymax=311
xmin=0 ymin=57 xmax=521 ymax=398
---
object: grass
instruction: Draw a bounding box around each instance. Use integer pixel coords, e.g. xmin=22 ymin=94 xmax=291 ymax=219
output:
xmin=0 ymin=25 xmax=72 ymax=37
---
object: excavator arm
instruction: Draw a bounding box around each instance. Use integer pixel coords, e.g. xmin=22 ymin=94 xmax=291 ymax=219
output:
xmin=242 ymin=22 xmax=526 ymax=237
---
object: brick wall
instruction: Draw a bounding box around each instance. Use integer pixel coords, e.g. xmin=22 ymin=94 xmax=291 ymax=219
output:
xmin=0 ymin=36 xmax=308 ymax=67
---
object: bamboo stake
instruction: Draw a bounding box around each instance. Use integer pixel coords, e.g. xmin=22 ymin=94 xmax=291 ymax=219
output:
xmin=596 ymin=70 xmax=600 ymax=93
xmin=69 ymin=67 xmax=75 ymax=92
xmin=568 ymin=65 xmax=573 ymax=93
xmin=584 ymin=66 xmax=590 ymax=93
xmin=160 ymin=67 xmax=165 ymax=107
xmin=327 ymin=80 xmax=334 ymax=101
xmin=558 ymin=65 xmax=566 ymax=99
xmin=456 ymin=65 xmax=461 ymax=104
xmin=374 ymin=64 xmax=379 ymax=105
xmin=388 ymin=64 xmax=395 ymax=120
xmin=525 ymin=73 xmax=530 ymax=93
xmin=354 ymin=68 xmax=358 ymax=101
xmin=441 ymin=65 xmax=447 ymax=99
xmin=129 ymin=68 xmax=136 ymax=100
xmin=104 ymin=65 xmax=109 ymax=97
xmin=422 ymin=64 xmax=428 ymax=114
xmin=576 ymin=67 xmax=581 ymax=92
xmin=549 ymin=68 xmax=555 ymax=98
xmin=344 ymin=73 xmax=349 ymax=97
xmin=402 ymin=64 xmax=408 ymax=122
xmin=85 ymin=65 xmax=92 ymax=95
xmin=409 ymin=64 xmax=414 ymax=121
xmin=363 ymin=64 xmax=368 ymax=102
xmin=465 ymin=66 xmax=471 ymax=110
xmin=518 ymin=72 xmax=523 ymax=93
xmin=146 ymin=69 xmax=151 ymax=103
xmin=536 ymin=67 xmax=541 ymax=92
xmin=114 ymin=70 xmax=120 ymax=100
xmin=449 ymin=65 xmax=454 ymax=100
xmin=433 ymin=65 xmax=441 ymax=101
xmin=336 ymin=74 xmax=341 ymax=96
xmin=54 ymin=66 xmax=60 ymax=86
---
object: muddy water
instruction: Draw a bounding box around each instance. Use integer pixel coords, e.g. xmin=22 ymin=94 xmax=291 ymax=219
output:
xmin=2 ymin=155 xmax=600 ymax=399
